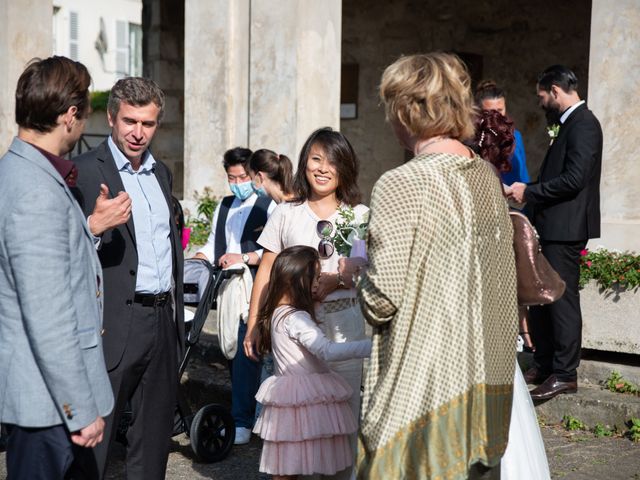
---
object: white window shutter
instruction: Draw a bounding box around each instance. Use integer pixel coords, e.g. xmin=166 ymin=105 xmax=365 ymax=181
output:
xmin=116 ymin=20 xmax=128 ymax=76
xmin=69 ymin=11 xmax=79 ymax=60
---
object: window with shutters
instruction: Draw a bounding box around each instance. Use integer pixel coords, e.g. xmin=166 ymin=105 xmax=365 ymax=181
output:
xmin=69 ymin=11 xmax=79 ymax=60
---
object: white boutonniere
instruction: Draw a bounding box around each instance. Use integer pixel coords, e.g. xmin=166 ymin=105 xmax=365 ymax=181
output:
xmin=547 ymin=124 xmax=560 ymax=145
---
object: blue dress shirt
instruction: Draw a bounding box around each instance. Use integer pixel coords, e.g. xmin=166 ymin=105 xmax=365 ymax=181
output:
xmin=501 ymin=129 xmax=530 ymax=186
xmin=108 ymin=137 xmax=172 ymax=294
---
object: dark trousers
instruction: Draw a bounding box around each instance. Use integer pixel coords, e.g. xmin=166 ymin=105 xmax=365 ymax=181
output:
xmin=468 ymin=461 xmax=501 ymax=480
xmin=529 ymin=240 xmax=587 ymax=381
xmin=230 ymin=321 xmax=261 ymax=428
xmin=74 ymin=301 xmax=178 ymax=480
xmin=5 ymin=424 xmax=75 ymax=480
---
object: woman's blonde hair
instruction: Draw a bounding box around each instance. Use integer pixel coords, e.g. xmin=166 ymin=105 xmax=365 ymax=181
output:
xmin=380 ymin=52 xmax=476 ymax=141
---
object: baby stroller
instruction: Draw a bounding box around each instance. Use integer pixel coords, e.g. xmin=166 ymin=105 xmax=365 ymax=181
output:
xmin=173 ymin=258 xmax=244 ymax=462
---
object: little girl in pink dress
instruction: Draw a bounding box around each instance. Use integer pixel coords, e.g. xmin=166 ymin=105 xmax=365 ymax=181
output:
xmin=253 ymin=245 xmax=371 ymax=480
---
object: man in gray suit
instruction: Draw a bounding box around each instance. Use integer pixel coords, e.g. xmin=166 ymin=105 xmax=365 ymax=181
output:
xmin=0 ymin=56 xmax=114 ymax=479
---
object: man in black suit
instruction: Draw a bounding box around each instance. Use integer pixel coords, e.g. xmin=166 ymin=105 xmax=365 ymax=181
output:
xmin=508 ymin=65 xmax=602 ymax=400
xmin=73 ymin=77 xmax=184 ymax=479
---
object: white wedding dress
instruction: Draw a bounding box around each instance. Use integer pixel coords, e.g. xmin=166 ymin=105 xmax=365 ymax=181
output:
xmin=501 ymin=359 xmax=551 ymax=480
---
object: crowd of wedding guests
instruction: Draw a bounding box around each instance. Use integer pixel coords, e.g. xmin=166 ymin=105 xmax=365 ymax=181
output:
xmin=0 ymin=50 xmax=601 ymax=480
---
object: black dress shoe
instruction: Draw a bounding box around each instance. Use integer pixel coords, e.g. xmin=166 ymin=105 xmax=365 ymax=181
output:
xmin=523 ymin=367 xmax=548 ymax=385
xmin=530 ymin=375 xmax=577 ymax=401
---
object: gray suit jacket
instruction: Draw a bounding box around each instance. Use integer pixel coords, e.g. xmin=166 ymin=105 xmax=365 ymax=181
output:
xmin=0 ymin=138 xmax=113 ymax=431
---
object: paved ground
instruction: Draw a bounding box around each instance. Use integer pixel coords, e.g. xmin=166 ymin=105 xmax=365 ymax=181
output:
xmin=2 ymin=325 xmax=639 ymax=479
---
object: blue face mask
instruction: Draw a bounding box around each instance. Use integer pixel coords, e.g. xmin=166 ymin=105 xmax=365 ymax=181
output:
xmin=229 ymin=180 xmax=254 ymax=201
xmin=251 ymin=181 xmax=269 ymax=198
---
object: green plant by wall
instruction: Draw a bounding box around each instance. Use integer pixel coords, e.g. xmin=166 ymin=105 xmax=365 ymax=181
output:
xmin=579 ymin=248 xmax=640 ymax=291
xmin=90 ymin=90 xmax=110 ymax=112
xmin=627 ymin=418 xmax=640 ymax=442
xmin=186 ymin=187 xmax=218 ymax=247
xmin=592 ymin=423 xmax=613 ymax=438
xmin=604 ymin=371 xmax=640 ymax=396
xmin=562 ymin=414 xmax=587 ymax=431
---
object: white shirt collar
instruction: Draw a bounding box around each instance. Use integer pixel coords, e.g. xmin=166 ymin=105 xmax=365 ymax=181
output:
xmin=560 ymin=100 xmax=585 ymax=124
xmin=108 ymin=135 xmax=156 ymax=173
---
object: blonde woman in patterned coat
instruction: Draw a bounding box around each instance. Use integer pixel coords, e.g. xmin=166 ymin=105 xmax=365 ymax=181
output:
xmin=356 ymin=53 xmax=519 ymax=480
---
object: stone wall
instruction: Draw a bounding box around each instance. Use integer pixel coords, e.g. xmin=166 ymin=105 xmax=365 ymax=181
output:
xmin=142 ymin=0 xmax=184 ymax=197
xmin=341 ymin=0 xmax=592 ymax=202
xmin=588 ymin=0 xmax=640 ymax=252
xmin=0 ymin=0 xmax=52 ymax=152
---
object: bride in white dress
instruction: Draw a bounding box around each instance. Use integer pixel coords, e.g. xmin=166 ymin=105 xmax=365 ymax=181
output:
xmin=501 ymin=340 xmax=551 ymax=479
xmin=471 ymin=109 xmax=551 ymax=479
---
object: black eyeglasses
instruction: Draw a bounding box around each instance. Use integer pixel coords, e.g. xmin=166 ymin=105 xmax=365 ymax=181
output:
xmin=316 ymin=220 xmax=335 ymax=259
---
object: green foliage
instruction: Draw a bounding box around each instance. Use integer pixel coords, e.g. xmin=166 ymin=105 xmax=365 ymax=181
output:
xmin=579 ymin=248 xmax=640 ymax=291
xmin=185 ymin=188 xmax=218 ymax=247
xmin=563 ymin=414 xmax=587 ymax=431
xmin=90 ymin=90 xmax=110 ymax=112
xmin=592 ymin=423 xmax=613 ymax=438
xmin=604 ymin=371 xmax=640 ymax=395
xmin=627 ymin=418 xmax=640 ymax=442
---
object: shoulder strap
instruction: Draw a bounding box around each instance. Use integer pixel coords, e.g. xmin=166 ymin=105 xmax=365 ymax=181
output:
xmin=240 ymin=197 xmax=273 ymax=252
xmin=214 ymin=196 xmax=235 ymax=264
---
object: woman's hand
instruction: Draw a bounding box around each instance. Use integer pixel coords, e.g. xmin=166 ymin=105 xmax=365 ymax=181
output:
xmin=243 ymin=326 xmax=261 ymax=361
xmin=312 ymin=272 xmax=338 ymax=301
xmin=338 ymin=256 xmax=369 ymax=288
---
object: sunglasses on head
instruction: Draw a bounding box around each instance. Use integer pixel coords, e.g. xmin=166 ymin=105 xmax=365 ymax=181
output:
xmin=316 ymin=220 xmax=334 ymax=259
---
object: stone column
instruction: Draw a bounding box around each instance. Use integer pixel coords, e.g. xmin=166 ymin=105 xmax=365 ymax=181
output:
xmin=183 ymin=0 xmax=250 ymax=204
xmin=588 ymin=0 xmax=640 ymax=252
xmin=183 ymin=0 xmax=342 ymax=203
xmin=249 ymin=0 xmax=342 ymax=161
xmin=0 ymin=0 xmax=52 ymax=152
xmin=143 ymin=0 xmax=185 ymax=197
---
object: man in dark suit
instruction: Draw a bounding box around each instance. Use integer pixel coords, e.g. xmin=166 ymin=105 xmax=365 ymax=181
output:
xmin=0 ymin=56 xmax=113 ymax=480
xmin=508 ymin=65 xmax=602 ymax=400
xmin=73 ymin=77 xmax=184 ymax=479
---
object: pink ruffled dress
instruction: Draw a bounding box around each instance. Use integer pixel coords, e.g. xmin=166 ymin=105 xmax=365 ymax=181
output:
xmin=253 ymin=306 xmax=371 ymax=476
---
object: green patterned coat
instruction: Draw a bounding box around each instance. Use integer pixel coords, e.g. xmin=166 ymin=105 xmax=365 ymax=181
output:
xmin=357 ymin=152 xmax=518 ymax=479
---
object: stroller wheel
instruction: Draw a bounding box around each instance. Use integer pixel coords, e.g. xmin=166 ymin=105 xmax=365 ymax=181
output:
xmin=190 ymin=404 xmax=235 ymax=463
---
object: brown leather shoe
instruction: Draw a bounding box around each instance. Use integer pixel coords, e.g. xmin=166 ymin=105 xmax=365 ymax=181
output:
xmin=523 ymin=367 xmax=548 ymax=385
xmin=530 ymin=375 xmax=577 ymax=401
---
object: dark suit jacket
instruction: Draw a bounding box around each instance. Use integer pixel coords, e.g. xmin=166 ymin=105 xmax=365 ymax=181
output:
xmin=73 ymin=140 xmax=185 ymax=370
xmin=525 ymin=103 xmax=602 ymax=242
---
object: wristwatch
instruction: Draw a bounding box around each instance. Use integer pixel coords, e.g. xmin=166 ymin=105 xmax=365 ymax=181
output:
xmin=242 ymin=253 xmax=250 ymax=264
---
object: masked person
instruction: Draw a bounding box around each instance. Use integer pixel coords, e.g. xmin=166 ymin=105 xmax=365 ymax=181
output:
xmin=194 ymin=147 xmax=275 ymax=444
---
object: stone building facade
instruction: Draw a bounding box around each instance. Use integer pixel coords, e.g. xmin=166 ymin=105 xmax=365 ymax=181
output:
xmin=0 ymin=0 xmax=637 ymax=252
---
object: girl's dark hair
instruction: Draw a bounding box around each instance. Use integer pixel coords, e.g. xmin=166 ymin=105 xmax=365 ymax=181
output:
xmin=473 ymin=109 xmax=515 ymax=173
xmin=474 ymin=79 xmax=505 ymax=105
xmin=249 ymin=149 xmax=293 ymax=195
xmin=256 ymin=246 xmax=320 ymax=355
xmin=292 ymin=127 xmax=362 ymax=206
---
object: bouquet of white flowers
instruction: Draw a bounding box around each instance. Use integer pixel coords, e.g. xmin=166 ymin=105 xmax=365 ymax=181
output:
xmin=332 ymin=205 xmax=369 ymax=257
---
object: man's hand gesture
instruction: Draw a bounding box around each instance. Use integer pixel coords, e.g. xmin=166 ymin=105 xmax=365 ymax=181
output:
xmin=88 ymin=184 xmax=132 ymax=236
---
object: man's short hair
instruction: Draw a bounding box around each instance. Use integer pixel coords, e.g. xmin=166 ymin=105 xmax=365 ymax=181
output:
xmin=537 ymin=65 xmax=579 ymax=94
xmin=223 ymin=147 xmax=252 ymax=171
xmin=15 ymin=56 xmax=91 ymax=133
xmin=107 ymin=77 xmax=165 ymax=123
